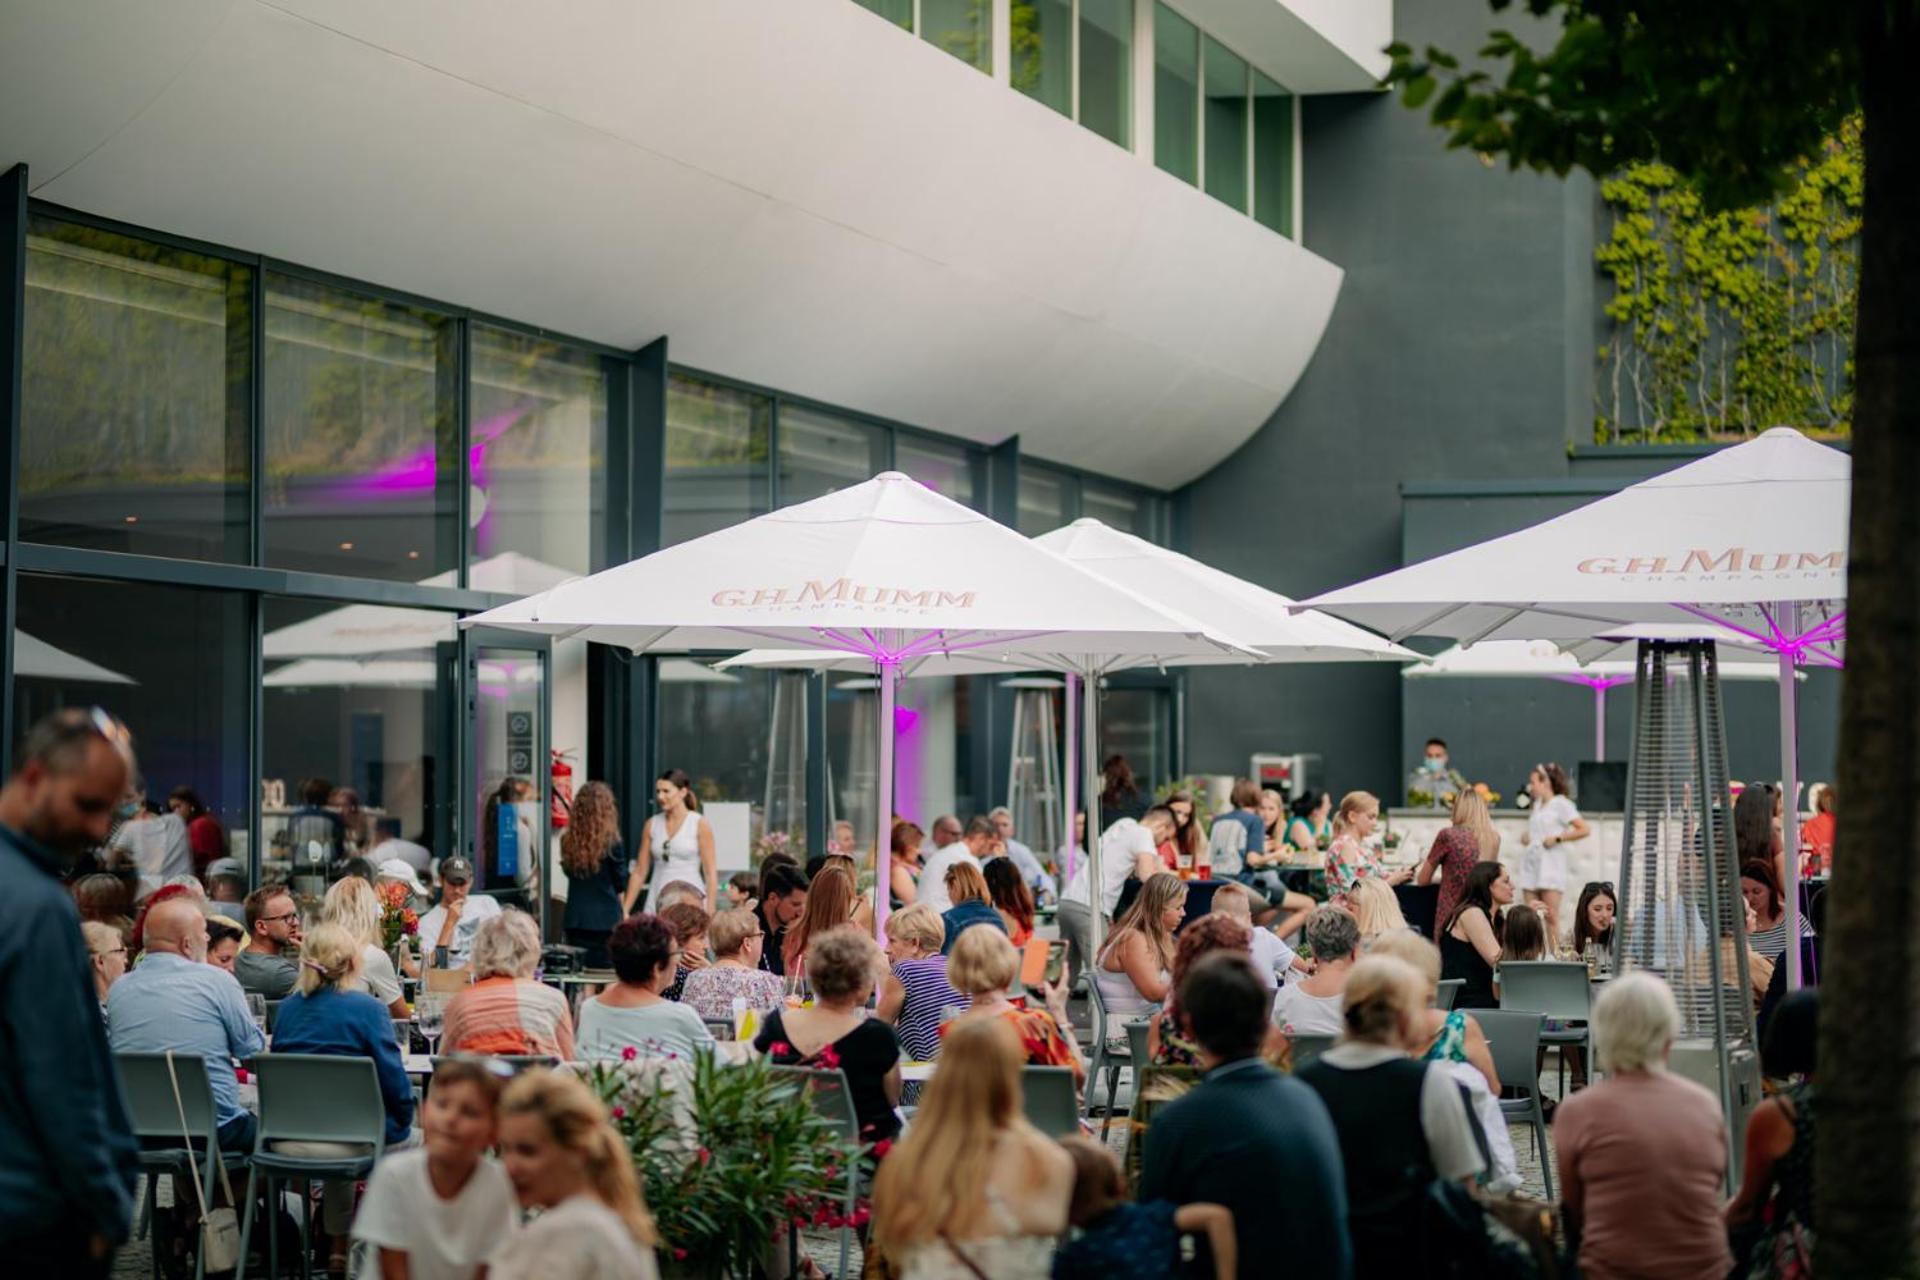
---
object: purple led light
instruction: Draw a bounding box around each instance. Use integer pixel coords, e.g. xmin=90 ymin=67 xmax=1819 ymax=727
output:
xmin=1550 ymin=673 xmax=1636 ymax=692
xmin=893 ymin=705 xmax=920 ymax=733
xmin=1672 ymin=603 xmax=1846 ymax=668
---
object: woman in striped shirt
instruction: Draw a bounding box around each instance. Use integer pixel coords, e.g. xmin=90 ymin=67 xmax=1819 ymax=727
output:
xmin=1742 ymin=859 xmax=1814 ymax=960
xmin=877 ymin=903 xmax=963 ymax=1062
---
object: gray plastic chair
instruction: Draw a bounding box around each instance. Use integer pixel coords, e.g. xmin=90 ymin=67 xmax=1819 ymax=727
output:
xmin=768 ymin=1066 xmax=860 ymax=1279
xmin=1434 ymin=979 xmax=1465 ymax=1011
xmin=1121 ymin=1018 xmax=1155 ymax=1130
xmin=1498 ymin=960 xmax=1592 ymax=1092
xmin=1289 ymin=1032 xmax=1336 ymax=1069
xmin=117 ymin=1052 xmax=241 ymax=1280
xmin=1021 ymin=1066 xmax=1080 ymax=1138
xmin=1475 ymin=1008 xmax=1554 ymax=1200
xmin=238 ymin=1054 xmax=390 ymax=1280
xmin=1081 ymin=980 xmax=1136 ymax=1135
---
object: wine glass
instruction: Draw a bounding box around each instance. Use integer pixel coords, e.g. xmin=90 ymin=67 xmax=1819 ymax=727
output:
xmin=416 ymin=998 xmax=444 ymax=1059
xmin=246 ymin=993 xmax=268 ymax=1039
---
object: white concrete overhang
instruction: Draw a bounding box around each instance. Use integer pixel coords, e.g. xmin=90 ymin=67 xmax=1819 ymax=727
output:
xmin=1175 ymin=0 xmax=1393 ymax=93
xmin=0 ymin=0 xmax=1352 ymax=487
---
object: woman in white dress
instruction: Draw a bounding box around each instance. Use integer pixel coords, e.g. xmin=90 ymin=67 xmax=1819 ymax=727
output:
xmin=1516 ymin=762 xmax=1591 ymax=946
xmin=623 ymin=769 xmax=718 ymax=913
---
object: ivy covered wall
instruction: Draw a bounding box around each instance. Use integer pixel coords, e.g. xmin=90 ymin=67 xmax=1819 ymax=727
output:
xmin=1595 ymin=117 xmax=1860 ymax=443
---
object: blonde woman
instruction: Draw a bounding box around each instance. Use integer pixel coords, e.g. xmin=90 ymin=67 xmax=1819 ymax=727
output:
xmin=320 ymin=874 xmax=409 ymax=1019
xmin=871 ymin=1018 xmax=1074 ymax=1280
xmin=1416 ymin=788 xmax=1501 ymax=942
xmin=269 ymin=923 xmax=418 ymax=1265
xmin=1324 ymin=791 xmax=1410 ymax=910
xmin=947 ymin=926 xmax=1084 ymax=1085
xmin=1093 ymin=872 xmax=1187 ymax=1015
xmin=1347 ymin=876 xmax=1411 ymax=942
xmin=492 ymin=1070 xmax=659 ymax=1280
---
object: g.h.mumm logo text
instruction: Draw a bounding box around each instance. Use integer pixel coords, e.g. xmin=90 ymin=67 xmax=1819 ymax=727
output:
xmin=711 ymin=578 xmax=977 ymax=611
xmin=1575 ymin=548 xmax=1844 ymax=579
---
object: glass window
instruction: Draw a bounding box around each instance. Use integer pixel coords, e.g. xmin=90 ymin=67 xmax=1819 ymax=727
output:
xmin=663 ymin=374 xmax=771 ymax=547
xmin=1203 ymin=37 xmax=1249 ymax=210
xmin=264 ymin=273 xmax=458 ymax=582
xmin=1102 ymin=684 xmax=1173 ymax=794
xmin=13 ymin=574 xmax=250 ymax=893
xmin=922 ymin=0 xmax=992 ymax=71
xmin=261 ymin=597 xmax=456 ymax=906
xmin=852 ymin=0 xmax=912 ymax=27
xmin=1017 ymin=464 xmax=1071 ymax=536
xmin=659 ymin=666 xmax=773 ymax=847
xmin=1253 ymin=70 xmax=1296 ymax=237
xmin=1154 ymin=4 xmax=1200 ymax=185
xmin=896 ymin=437 xmax=987 ymax=510
xmin=1012 ymin=0 xmax=1073 ymax=118
xmin=20 ymin=217 xmax=251 ymax=563
xmin=471 ymin=641 xmax=546 ymax=904
xmin=1081 ymin=480 xmax=1160 ymax=541
xmin=776 ymin=405 xmax=888 ymax=507
xmin=468 ymin=325 xmax=610 ymax=585
xmin=1078 ymin=0 xmax=1133 ymax=147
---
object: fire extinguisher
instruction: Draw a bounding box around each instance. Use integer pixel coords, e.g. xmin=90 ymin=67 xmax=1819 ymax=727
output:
xmin=550 ymin=748 xmax=575 ymax=830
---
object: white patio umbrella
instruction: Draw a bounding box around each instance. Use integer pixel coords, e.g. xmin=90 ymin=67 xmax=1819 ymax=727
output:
xmin=13 ymin=630 xmax=136 ymax=684
xmin=723 ymin=516 xmax=1415 ymax=948
xmin=1405 ymin=630 xmax=1794 ymax=761
xmin=461 ymin=473 xmax=1252 ymax=936
xmin=1304 ymin=427 xmax=1848 ymax=986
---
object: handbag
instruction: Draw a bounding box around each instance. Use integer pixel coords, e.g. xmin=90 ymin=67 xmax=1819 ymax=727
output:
xmin=164 ymin=1051 xmax=243 ymax=1275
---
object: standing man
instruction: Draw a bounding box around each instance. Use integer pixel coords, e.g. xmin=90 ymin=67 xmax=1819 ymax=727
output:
xmin=235 ymin=884 xmax=303 ymax=999
xmin=1056 ymin=806 xmax=1172 ymax=986
xmin=987 ymin=806 xmax=1057 ymax=904
xmin=417 ymin=856 xmax=502 ymax=969
xmin=0 ymin=709 xmax=140 ymax=1276
xmin=916 ymin=816 xmax=995 ymax=914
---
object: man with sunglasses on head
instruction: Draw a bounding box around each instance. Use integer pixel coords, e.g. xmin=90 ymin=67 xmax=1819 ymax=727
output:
xmin=236 ymin=883 xmax=305 ymax=999
xmin=0 ymin=709 xmax=140 ymax=1277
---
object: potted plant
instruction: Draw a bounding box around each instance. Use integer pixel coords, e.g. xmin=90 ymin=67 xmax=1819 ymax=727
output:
xmin=585 ymin=1049 xmax=869 ymax=1279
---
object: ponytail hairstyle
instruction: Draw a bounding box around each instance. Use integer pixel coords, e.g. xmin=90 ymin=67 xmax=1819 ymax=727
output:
xmin=658 ymin=768 xmax=700 ymax=813
xmin=1332 ymin=790 xmax=1379 ymax=837
xmin=500 ymin=1070 xmax=657 ymax=1247
xmin=295 ymin=923 xmax=362 ymax=997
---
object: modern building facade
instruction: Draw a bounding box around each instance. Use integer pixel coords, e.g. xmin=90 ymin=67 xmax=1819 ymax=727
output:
xmin=0 ymin=0 xmax=1836 ymax=906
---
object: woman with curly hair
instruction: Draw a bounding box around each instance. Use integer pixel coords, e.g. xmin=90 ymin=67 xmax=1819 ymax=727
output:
xmin=1147 ymin=912 xmax=1253 ymax=1066
xmin=561 ymin=781 xmax=628 ymax=970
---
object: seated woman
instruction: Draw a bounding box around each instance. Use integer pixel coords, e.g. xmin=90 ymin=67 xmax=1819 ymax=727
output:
xmin=755 ymin=926 xmax=903 ymax=1144
xmin=320 ymin=874 xmax=410 ymax=1019
xmin=1347 ymin=876 xmax=1412 ymax=945
xmin=352 ymin=1059 xmax=519 ymax=1280
xmin=576 ymin=913 xmax=718 ymax=1061
xmin=890 ymin=821 xmax=926 ymax=910
xmin=443 ymin=910 xmax=577 ymax=1060
xmin=945 ymin=925 xmax=1084 ymax=1087
xmin=877 ymin=904 xmax=964 ymax=1064
xmin=270 ymin=923 xmax=419 ymax=1270
xmin=1271 ymin=906 xmax=1360 ymax=1040
xmin=1726 ymin=989 xmax=1818 ymax=1273
xmin=940 ymin=862 xmax=1008 ymax=955
xmin=1147 ymin=913 xmax=1253 ymax=1067
xmin=1572 ymin=881 xmax=1616 ymax=960
xmin=1555 ymin=974 xmax=1734 ymax=1280
xmin=678 ymin=907 xmax=784 ymax=1023
xmin=1293 ymin=957 xmax=1485 ymax=1279
xmin=1741 ymin=858 xmax=1815 ymax=960
xmin=491 ymin=1070 xmax=659 ymax=1280
xmin=1324 ymin=791 xmax=1411 ymax=910
xmin=655 ymin=900 xmax=710 ymax=1002
xmin=1092 ymin=872 xmax=1187 ymax=1019
xmin=871 ymin=1017 xmax=1074 ymax=1280
xmin=983 ymin=856 xmax=1036 ymax=948
xmin=1439 ymin=860 xmax=1511 ymax=1010
xmin=820 ymin=852 xmax=877 ymax=934
xmin=1496 ymin=902 xmax=1549 ymax=1000
xmin=783 ymin=863 xmax=860 ymax=975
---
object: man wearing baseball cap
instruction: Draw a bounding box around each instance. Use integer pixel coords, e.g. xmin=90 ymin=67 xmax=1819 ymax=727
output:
xmin=417 ymin=856 xmax=502 ymax=968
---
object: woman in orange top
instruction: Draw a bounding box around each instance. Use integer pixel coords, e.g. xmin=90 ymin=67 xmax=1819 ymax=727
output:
xmin=1800 ymin=783 xmax=1836 ymax=875
xmin=944 ymin=926 xmax=1084 ymax=1087
xmin=983 ymin=857 xmax=1036 ymax=947
xmin=441 ymin=910 xmax=576 ymax=1060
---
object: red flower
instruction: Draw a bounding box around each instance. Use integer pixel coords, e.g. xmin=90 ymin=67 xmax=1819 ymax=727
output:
xmin=697 ymin=1145 xmax=711 ymax=1166
xmin=770 ymin=1041 xmax=791 ymax=1057
xmin=870 ymin=1138 xmax=893 ymax=1159
xmin=672 ymin=1247 xmax=688 ymax=1261
xmin=851 ymin=1206 xmax=871 ymax=1227
xmin=611 ymin=1105 xmax=626 ymax=1120
xmin=621 ymin=1045 xmax=638 ymax=1062
xmin=824 ymin=1164 xmax=839 ymax=1181
xmin=816 ymin=1044 xmax=841 ymax=1070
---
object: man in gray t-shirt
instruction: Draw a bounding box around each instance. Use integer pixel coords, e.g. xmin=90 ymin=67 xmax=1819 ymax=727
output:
xmin=235 ymin=885 xmax=302 ymax=999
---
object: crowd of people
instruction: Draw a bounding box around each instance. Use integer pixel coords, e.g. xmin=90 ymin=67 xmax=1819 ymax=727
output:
xmin=7 ymin=712 xmax=1829 ymax=1280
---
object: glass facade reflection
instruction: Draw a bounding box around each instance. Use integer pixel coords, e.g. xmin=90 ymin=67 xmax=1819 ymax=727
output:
xmin=923 ymin=0 xmax=993 ymax=70
xmin=1253 ymin=71 xmax=1295 ymax=237
xmin=896 ymin=436 xmax=987 ymax=509
xmin=1017 ymin=463 xmax=1069 ymax=536
xmin=21 ymin=218 xmax=251 ymax=562
xmin=1203 ymin=37 xmax=1250 ymax=211
xmin=663 ymin=374 xmax=771 ymax=547
xmin=777 ymin=405 xmax=889 ymax=507
xmin=264 ymin=273 xmax=459 ymax=581
xmin=1012 ymin=0 xmax=1074 ymax=118
xmin=1078 ymin=0 xmax=1133 ymax=147
xmin=1154 ymin=4 xmax=1201 ymax=186
xmin=658 ymin=666 xmax=774 ymax=845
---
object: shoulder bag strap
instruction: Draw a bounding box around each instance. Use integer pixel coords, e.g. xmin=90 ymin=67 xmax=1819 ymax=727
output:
xmin=936 ymin=1231 xmax=992 ymax=1280
xmin=164 ymin=1051 xmax=236 ymax=1213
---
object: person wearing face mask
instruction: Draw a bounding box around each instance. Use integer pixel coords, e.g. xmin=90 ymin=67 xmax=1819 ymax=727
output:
xmin=0 ymin=710 xmax=141 ymax=1277
xmin=1407 ymin=738 xmax=1469 ymax=809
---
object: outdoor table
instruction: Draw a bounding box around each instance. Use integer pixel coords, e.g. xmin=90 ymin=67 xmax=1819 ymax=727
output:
xmin=901 ymin=1062 xmax=936 ymax=1083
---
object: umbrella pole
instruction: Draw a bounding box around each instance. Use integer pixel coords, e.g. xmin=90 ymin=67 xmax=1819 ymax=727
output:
xmin=875 ymin=658 xmax=898 ymax=942
xmin=1594 ymin=684 xmax=1607 ymax=763
xmin=1779 ymin=605 xmax=1802 ymax=989
xmin=1084 ymin=670 xmax=1105 ymax=957
xmin=1062 ymin=674 xmax=1079 ymax=887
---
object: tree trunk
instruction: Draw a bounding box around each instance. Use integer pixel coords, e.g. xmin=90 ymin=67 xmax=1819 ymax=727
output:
xmin=1817 ymin=7 xmax=1920 ymax=1275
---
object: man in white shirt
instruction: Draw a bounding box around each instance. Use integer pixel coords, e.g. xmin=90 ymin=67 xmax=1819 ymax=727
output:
xmin=987 ymin=806 xmax=1057 ymax=904
xmin=1058 ymin=806 xmax=1174 ymax=985
xmin=915 ymin=817 xmax=995 ymax=914
xmin=417 ymin=857 xmax=503 ymax=968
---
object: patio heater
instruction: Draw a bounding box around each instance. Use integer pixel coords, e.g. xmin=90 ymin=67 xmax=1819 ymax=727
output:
xmin=763 ymin=670 xmax=811 ymax=845
xmin=1004 ymin=677 xmax=1064 ymax=871
xmin=1614 ymin=639 xmax=1760 ymax=1185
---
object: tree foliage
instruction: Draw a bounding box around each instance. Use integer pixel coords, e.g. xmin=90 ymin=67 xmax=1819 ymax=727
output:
xmin=1596 ymin=118 xmax=1861 ymax=442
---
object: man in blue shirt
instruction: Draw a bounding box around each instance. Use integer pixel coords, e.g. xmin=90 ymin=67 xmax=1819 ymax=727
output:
xmin=109 ymin=896 xmax=267 ymax=1152
xmin=0 ymin=709 xmax=140 ymax=1277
